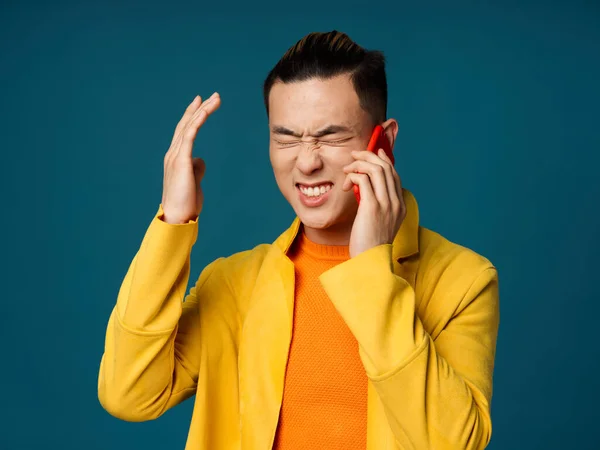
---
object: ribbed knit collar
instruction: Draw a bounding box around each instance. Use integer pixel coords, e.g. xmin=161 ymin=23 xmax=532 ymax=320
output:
xmin=291 ymin=230 xmax=350 ymax=261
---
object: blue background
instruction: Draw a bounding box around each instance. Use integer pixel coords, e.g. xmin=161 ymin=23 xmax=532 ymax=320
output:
xmin=1 ymin=0 xmax=598 ymax=448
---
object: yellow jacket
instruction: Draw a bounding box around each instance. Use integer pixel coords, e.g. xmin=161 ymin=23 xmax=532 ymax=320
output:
xmin=98 ymin=189 xmax=499 ymax=450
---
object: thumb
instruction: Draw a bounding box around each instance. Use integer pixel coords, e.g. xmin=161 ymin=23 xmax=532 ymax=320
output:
xmin=192 ymin=157 xmax=206 ymax=182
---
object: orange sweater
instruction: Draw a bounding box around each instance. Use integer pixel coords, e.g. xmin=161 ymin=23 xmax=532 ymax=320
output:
xmin=272 ymin=231 xmax=368 ymax=449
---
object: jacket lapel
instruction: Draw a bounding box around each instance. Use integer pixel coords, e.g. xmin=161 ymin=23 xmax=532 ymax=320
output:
xmin=238 ymin=221 xmax=298 ymax=449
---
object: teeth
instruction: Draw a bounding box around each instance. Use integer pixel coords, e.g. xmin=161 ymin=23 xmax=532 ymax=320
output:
xmin=299 ymin=184 xmax=331 ymax=197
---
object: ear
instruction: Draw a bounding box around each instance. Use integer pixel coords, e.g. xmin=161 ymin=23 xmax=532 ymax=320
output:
xmin=381 ymin=118 xmax=399 ymax=151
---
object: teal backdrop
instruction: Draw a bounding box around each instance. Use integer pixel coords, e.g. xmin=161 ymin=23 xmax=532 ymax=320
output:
xmin=1 ymin=0 xmax=598 ymax=448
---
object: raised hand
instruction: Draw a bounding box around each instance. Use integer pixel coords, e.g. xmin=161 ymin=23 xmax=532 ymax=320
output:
xmin=342 ymin=148 xmax=406 ymax=258
xmin=161 ymin=93 xmax=221 ymax=224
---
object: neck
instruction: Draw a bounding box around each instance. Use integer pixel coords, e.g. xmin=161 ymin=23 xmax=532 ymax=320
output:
xmin=302 ymin=220 xmax=353 ymax=246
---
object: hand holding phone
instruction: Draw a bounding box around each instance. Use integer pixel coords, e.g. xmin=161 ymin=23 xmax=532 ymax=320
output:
xmin=353 ymin=125 xmax=395 ymax=203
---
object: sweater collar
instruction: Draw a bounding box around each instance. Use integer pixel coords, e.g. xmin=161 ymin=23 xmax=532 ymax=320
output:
xmin=291 ymin=231 xmax=350 ymax=261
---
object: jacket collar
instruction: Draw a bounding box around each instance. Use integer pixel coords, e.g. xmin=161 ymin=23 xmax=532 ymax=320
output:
xmin=273 ymin=188 xmax=420 ymax=261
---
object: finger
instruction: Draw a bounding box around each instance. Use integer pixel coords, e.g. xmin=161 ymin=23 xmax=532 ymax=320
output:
xmin=352 ymin=149 xmax=393 ymax=169
xmin=171 ymin=93 xmax=219 ymax=153
xmin=349 ymin=149 xmax=399 ymax=209
xmin=377 ymin=149 xmax=401 ymax=208
xmin=392 ymin=169 xmax=402 ymax=202
xmin=172 ymin=95 xmax=202 ymax=141
xmin=344 ymin=172 xmax=376 ymax=206
xmin=177 ymin=94 xmax=222 ymax=158
xmin=350 ymin=149 xmax=388 ymax=164
xmin=186 ymin=92 xmax=220 ymax=126
xmin=165 ymin=96 xmax=202 ymax=166
xmin=343 ymin=160 xmax=390 ymax=208
xmin=376 ymin=148 xmax=402 ymax=196
xmin=377 ymin=147 xmax=392 ymax=165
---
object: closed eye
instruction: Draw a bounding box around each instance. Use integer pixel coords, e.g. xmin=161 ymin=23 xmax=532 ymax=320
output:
xmin=275 ymin=140 xmax=300 ymax=146
xmin=323 ymin=138 xmax=352 ymax=145
xmin=274 ymin=137 xmax=353 ymax=147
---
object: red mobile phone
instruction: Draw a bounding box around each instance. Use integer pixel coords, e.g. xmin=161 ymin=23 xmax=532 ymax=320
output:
xmin=353 ymin=124 xmax=395 ymax=203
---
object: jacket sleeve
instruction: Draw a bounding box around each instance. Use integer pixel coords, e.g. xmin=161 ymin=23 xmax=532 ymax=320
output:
xmin=97 ymin=205 xmax=222 ymax=422
xmin=319 ymin=244 xmax=499 ymax=450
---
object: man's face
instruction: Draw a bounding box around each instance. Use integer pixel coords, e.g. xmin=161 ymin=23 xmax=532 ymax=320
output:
xmin=268 ymin=74 xmax=377 ymax=233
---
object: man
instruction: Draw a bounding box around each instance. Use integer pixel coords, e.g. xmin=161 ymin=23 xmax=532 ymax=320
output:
xmin=98 ymin=30 xmax=499 ymax=450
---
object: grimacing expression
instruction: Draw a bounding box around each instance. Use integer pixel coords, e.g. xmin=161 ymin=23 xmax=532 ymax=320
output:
xmin=268 ymin=74 xmax=377 ymax=232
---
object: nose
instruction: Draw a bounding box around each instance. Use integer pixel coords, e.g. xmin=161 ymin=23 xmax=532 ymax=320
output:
xmin=295 ymin=143 xmax=323 ymax=175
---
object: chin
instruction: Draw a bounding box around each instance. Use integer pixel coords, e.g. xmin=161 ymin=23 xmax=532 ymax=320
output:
xmin=297 ymin=211 xmax=334 ymax=229
xmin=293 ymin=200 xmax=356 ymax=231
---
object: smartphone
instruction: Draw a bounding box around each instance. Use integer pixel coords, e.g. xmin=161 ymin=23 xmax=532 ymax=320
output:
xmin=353 ymin=124 xmax=395 ymax=203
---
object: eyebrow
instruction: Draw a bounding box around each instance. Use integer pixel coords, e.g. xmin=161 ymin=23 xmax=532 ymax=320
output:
xmin=271 ymin=124 xmax=353 ymax=138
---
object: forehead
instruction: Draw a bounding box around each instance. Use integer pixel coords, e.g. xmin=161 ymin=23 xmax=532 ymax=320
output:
xmin=268 ymin=75 xmax=368 ymax=132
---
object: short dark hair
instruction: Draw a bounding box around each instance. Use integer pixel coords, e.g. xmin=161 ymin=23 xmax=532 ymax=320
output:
xmin=263 ymin=30 xmax=387 ymax=124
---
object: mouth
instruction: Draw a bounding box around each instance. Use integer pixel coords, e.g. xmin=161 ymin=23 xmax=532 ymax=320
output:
xmin=295 ymin=182 xmax=334 ymax=207
xmin=296 ymin=182 xmax=333 ymax=197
